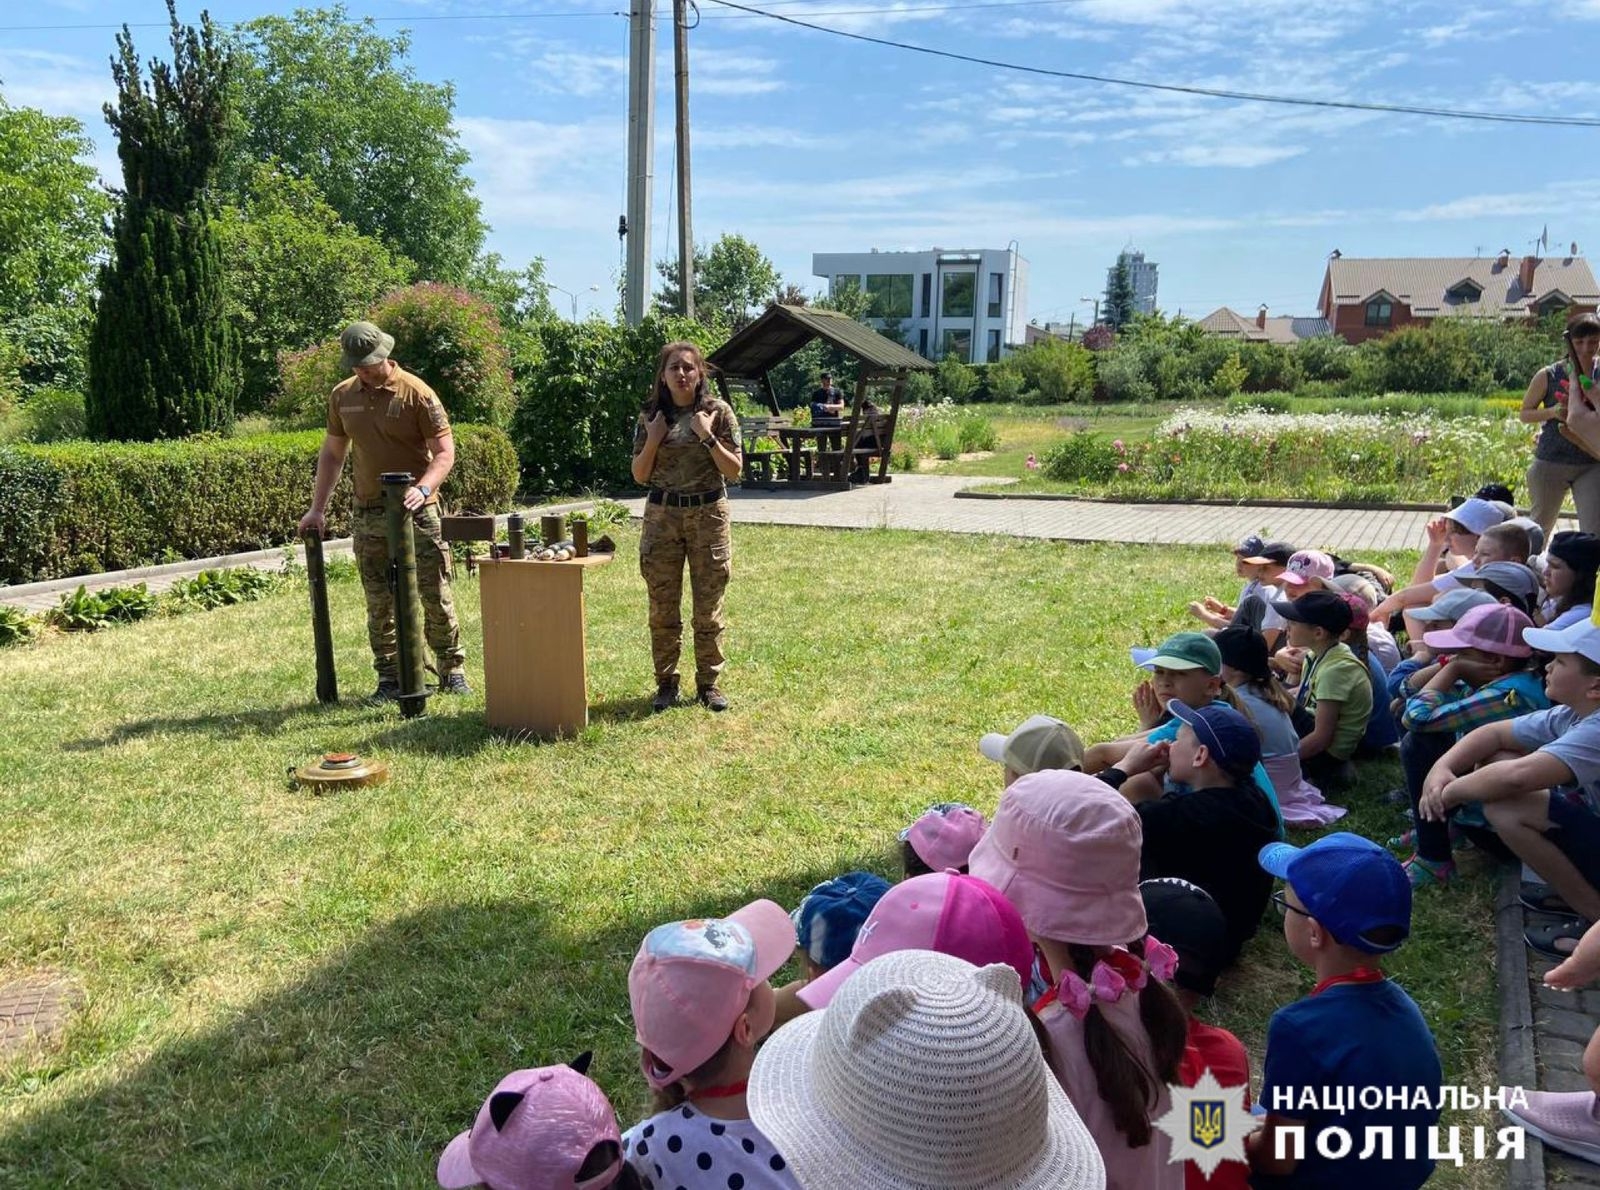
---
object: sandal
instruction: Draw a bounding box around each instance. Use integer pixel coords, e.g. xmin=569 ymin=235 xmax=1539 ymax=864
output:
xmin=1405 ymin=854 xmax=1454 ymax=888
xmin=1387 ymin=828 xmax=1416 ymax=850
xmin=1522 ymin=882 xmax=1576 ymax=916
xmin=1526 ymin=917 xmax=1592 ymax=960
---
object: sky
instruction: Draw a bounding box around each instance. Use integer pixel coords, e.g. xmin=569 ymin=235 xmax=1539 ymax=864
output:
xmin=5 ymin=0 xmax=1600 ymax=327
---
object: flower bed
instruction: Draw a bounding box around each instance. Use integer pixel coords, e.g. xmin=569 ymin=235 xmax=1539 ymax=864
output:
xmin=1038 ymin=407 xmax=1532 ymax=504
xmin=892 ymin=401 xmax=998 ymax=465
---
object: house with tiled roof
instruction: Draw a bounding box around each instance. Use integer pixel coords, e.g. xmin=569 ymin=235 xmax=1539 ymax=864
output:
xmin=1197 ymin=305 xmax=1331 ymax=345
xmin=1317 ymin=250 xmax=1598 ymax=344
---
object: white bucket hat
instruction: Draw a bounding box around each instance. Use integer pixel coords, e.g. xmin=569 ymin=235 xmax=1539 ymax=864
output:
xmin=747 ymin=950 xmax=1106 ymax=1190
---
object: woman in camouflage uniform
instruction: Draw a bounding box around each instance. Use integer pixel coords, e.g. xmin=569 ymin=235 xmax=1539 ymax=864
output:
xmin=631 ymin=342 xmax=743 ymax=712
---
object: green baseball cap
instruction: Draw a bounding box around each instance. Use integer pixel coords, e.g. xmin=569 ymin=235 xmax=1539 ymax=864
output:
xmin=1143 ymin=631 xmax=1223 ymax=674
xmin=340 ymin=321 xmax=394 ymax=370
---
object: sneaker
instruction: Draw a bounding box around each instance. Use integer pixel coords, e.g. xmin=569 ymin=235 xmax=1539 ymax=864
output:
xmin=438 ymin=672 xmax=472 ymax=695
xmin=368 ymin=680 xmax=400 ymax=703
xmin=1404 ymin=854 xmax=1454 ymax=888
xmin=1503 ymin=1090 xmax=1600 ymax=1164
xmin=1387 ymin=828 xmax=1416 ymax=850
xmin=697 ymin=684 xmax=730 ymax=712
xmin=651 ymin=681 xmax=679 ymax=714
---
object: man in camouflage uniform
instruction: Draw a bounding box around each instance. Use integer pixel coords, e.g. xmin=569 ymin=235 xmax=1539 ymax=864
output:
xmin=299 ymin=321 xmax=467 ymax=700
xmin=632 ymin=354 xmax=741 ymax=712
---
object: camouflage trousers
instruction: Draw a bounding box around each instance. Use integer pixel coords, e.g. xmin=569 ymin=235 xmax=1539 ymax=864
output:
xmin=351 ymin=504 xmax=465 ymax=683
xmin=639 ymin=498 xmax=731 ymax=689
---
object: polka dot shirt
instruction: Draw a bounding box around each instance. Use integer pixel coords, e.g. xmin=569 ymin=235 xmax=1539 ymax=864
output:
xmin=621 ymin=1103 xmax=800 ymax=1190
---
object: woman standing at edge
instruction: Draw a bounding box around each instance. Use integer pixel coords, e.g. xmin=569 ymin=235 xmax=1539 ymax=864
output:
xmin=1521 ymin=312 xmax=1600 ymax=537
xmin=632 ymin=342 xmax=742 ymax=713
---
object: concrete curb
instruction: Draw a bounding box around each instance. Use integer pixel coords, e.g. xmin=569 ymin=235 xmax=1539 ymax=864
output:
xmin=1496 ymin=866 xmax=1547 ymax=1190
xmin=0 ymin=498 xmax=598 ymax=606
xmin=953 ymin=489 xmax=1582 ymax=518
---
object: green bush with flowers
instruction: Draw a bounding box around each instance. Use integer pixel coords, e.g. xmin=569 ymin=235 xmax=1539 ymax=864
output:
xmin=1040 ymin=408 xmax=1531 ymax=503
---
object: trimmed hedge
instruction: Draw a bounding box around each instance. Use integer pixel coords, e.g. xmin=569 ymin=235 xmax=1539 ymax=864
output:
xmin=0 ymin=424 xmax=517 ymax=584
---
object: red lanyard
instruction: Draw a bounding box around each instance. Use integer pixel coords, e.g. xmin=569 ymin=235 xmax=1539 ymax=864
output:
xmin=692 ymin=1081 xmax=748 ymax=1100
xmin=1311 ymin=967 xmax=1385 ymax=996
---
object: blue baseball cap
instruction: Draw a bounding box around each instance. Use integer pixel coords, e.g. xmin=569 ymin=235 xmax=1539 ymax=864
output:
xmin=1166 ymin=699 xmax=1261 ymax=772
xmin=1257 ymin=833 xmax=1412 ymax=954
xmin=791 ymin=871 xmax=891 ymax=971
xmin=1411 ymin=587 xmax=1496 ymax=624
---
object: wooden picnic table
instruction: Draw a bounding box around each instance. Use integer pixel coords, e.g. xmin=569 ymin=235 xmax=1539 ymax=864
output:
xmin=776 ymin=424 xmax=847 ymax=482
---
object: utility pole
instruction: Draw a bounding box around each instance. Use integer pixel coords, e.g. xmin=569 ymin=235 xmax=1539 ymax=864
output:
xmin=673 ymin=0 xmax=695 ymax=321
xmin=624 ymin=0 xmax=656 ymax=327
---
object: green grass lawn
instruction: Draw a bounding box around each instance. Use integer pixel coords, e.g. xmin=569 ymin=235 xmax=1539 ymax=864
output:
xmin=0 ymin=526 xmax=1501 ymax=1186
xmin=927 ymin=402 xmax=1180 ymax=478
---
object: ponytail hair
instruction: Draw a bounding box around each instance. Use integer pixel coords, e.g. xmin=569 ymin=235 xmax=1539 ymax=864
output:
xmin=1066 ymin=939 xmax=1188 ymax=1147
xmin=644 ymin=1030 xmax=739 ymax=1115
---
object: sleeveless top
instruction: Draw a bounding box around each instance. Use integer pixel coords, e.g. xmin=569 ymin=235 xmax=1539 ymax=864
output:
xmin=1535 ymin=362 xmax=1599 ymax=464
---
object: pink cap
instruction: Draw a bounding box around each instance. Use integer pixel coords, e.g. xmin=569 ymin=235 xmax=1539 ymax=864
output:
xmin=796 ymin=872 xmax=1033 ymax=1009
xmin=628 ymin=900 xmax=796 ymax=1089
xmin=902 ymin=804 xmax=988 ymax=872
xmin=1279 ymin=550 xmax=1337 ymax=587
xmin=438 ymin=1059 xmax=621 ymax=1190
xmin=1423 ymin=603 xmax=1534 ymax=657
xmin=968 ymin=770 xmax=1147 ymax=948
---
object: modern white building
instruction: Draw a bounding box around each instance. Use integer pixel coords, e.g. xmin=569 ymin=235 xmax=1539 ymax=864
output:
xmin=811 ymin=246 xmax=1029 ymax=364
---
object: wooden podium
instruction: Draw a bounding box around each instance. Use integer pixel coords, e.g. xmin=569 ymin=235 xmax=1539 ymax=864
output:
xmin=478 ymin=553 xmax=613 ymax=737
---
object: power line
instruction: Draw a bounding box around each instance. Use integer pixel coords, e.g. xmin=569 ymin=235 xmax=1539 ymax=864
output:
xmin=0 ymin=10 xmax=618 ymax=32
xmin=702 ymin=0 xmax=1600 ymax=127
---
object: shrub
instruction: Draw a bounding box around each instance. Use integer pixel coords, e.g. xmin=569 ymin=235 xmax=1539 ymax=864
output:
xmin=511 ymin=315 xmax=723 ymax=497
xmin=1095 ymin=345 xmax=1156 ymax=404
xmin=984 ymin=361 xmax=1025 ymax=403
xmin=274 ymin=282 xmax=516 ymax=430
xmin=1042 ymin=432 xmax=1121 ymax=483
xmin=926 ymin=422 xmax=962 ymax=459
xmin=1369 ymin=322 xmax=1490 ymax=394
xmin=1210 ymin=352 xmax=1249 ymax=399
xmin=1237 ymin=341 xmax=1302 ymax=393
xmin=1293 ymin=335 xmax=1355 ymax=382
xmin=956 ymin=409 xmax=999 ymax=453
xmin=167 ymin=566 xmax=282 ymax=610
xmin=47 ymin=583 xmax=156 ymax=631
xmin=14 ymin=388 xmax=86 ymax=443
xmin=1012 ymin=338 xmax=1094 ymax=403
xmin=368 ymin=283 xmax=515 ymax=427
xmin=0 ymin=605 xmax=36 ymax=647
xmin=0 ymin=424 xmax=516 ymax=583
xmin=934 ymin=355 xmax=978 ymax=403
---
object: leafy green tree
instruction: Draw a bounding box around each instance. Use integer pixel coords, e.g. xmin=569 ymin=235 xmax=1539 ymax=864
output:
xmin=466 ymin=252 xmax=559 ymax=329
xmin=88 ymin=1 xmax=240 ymax=440
xmin=1104 ymin=254 xmax=1136 ymax=331
xmin=656 ymin=232 xmax=780 ymax=328
xmin=1012 ymin=337 xmax=1095 ymax=403
xmin=216 ymin=162 xmax=413 ymax=410
xmin=227 ymin=5 xmax=485 ymax=282
xmin=0 ymin=98 xmax=113 ymax=392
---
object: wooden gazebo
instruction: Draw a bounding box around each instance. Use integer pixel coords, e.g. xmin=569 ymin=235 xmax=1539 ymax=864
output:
xmin=707 ymin=304 xmax=933 ymax=490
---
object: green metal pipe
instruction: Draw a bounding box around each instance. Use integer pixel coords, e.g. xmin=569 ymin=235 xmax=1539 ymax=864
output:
xmin=303 ymin=530 xmax=338 ymax=704
xmin=381 ymin=472 xmax=428 ymax=718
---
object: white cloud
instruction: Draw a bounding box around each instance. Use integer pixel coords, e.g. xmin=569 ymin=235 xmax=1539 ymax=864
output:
xmin=457 ymin=114 xmax=624 ymax=231
xmin=1397 ymin=180 xmax=1600 ymax=223
xmin=1126 ymin=143 xmax=1307 ymax=168
xmin=690 ymin=46 xmax=785 ymax=95
xmin=0 ymin=48 xmax=112 ymax=122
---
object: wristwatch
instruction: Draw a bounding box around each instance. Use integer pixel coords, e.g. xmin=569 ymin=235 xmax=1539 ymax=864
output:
xmin=415 ymin=483 xmax=432 ymax=497
xmin=699 ymin=436 xmax=716 ymax=450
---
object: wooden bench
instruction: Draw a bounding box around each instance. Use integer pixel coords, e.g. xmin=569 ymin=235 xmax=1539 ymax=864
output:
xmin=738 ymin=415 xmax=792 ymax=488
xmin=816 ymin=410 xmax=897 ymax=485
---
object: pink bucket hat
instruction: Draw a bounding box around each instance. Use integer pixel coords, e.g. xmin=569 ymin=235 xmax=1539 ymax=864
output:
xmin=900 ymin=803 xmax=988 ymax=872
xmin=1279 ymin=549 xmax=1337 ymax=588
xmin=1423 ymin=603 xmax=1534 ymax=658
xmin=438 ymin=1055 xmax=622 ymax=1190
xmin=968 ymin=770 xmax=1147 ymax=947
xmin=797 ymin=871 xmax=1033 ymax=1009
xmin=628 ymin=900 xmax=796 ymax=1089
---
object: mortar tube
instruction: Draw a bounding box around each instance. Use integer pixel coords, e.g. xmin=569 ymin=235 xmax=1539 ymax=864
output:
xmin=303 ymin=530 xmax=338 ymax=703
xmin=380 ymin=472 xmax=428 ymax=718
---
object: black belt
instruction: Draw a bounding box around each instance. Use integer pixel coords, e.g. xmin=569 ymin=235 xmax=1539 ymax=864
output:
xmin=647 ymin=488 xmax=725 ymax=508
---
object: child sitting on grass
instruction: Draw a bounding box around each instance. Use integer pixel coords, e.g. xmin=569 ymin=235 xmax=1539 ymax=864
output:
xmin=1538 ymin=531 xmax=1600 ymax=629
xmin=1393 ymin=605 xmax=1547 ymax=886
xmin=624 ymin=900 xmax=801 ymax=1188
xmin=1374 ymin=518 xmax=1529 ymax=638
xmin=1420 ymin=620 xmax=1600 ymax=959
xmin=899 ymin=801 xmax=988 ymax=877
xmin=1332 ymin=591 xmax=1401 ymax=756
xmin=773 ymin=871 xmax=890 ymax=1027
xmin=1216 ymin=626 xmax=1343 ymax=827
xmin=977 ymin=713 xmax=1086 ymax=790
xmin=971 ymin=771 xmax=1189 ymax=1190
xmin=1188 ymin=534 xmax=1285 ymax=634
xmin=1464 ymin=560 xmax=1542 ymax=617
xmin=1247 ymin=834 xmax=1442 ymax=1189
xmin=439 ymin=1054 xmax=643 ymax=1190
xmin=1141 ymin=877 xmax=1252 ymax=1190
xmin=1384 ymin=496 xmax=1507 ymax=603
xmin=1272 ymin=592 xmax=1374 ymax=794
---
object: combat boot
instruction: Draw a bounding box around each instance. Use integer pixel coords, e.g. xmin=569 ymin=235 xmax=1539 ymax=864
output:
xmin=368 ymin=679 xmax=400 ymax=703
xmin=697 ymin=684 xmax=729 ymax=712
xmin=651 ymin=678 xmax=680 ymax=713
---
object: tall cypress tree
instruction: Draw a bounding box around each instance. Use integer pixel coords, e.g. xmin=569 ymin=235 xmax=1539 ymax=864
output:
xmin=88 ymin=1 xmax=238 ymax=441
xmin=1104 ymin=255 xmax=1137 ymax=331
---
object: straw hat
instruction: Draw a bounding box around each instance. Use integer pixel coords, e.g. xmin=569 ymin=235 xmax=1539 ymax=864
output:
xmin=748 ymin=950 xmax=1106 ymax=1190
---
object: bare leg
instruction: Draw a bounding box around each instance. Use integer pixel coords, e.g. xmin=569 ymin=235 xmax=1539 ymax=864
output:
xmin=1485 ymin=793 xmax=1600 ymax=922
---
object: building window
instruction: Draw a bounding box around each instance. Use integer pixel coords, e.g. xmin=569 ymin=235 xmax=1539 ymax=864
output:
xmin=865 ymin=274 xmax=913 ymax=319
xmin=988 ymin=272 xmax=1004 ymax=318
xmin=918 ymin=328 xmax=928 ymax=357
xmin=942 ymin=328 xmax=972 ymax=361
xmin=987 ymin=329 xmax=1001 ymax=363
xmin=920 ymin=273 xmax=932 ymax=318
xmin=942 ymin=272 xmax=975 ymax=318
xmin=1364 ymin=298 xmax=1393 ymax=327
xmin=1541 ymin=298 xmax=1570 ymax=318
xmin=834 ymin=274 xmax=861 ymax=297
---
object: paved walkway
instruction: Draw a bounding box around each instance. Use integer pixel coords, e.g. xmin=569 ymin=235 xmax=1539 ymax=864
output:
xmin=620 ymin=474 xmax=1571 ymax=553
